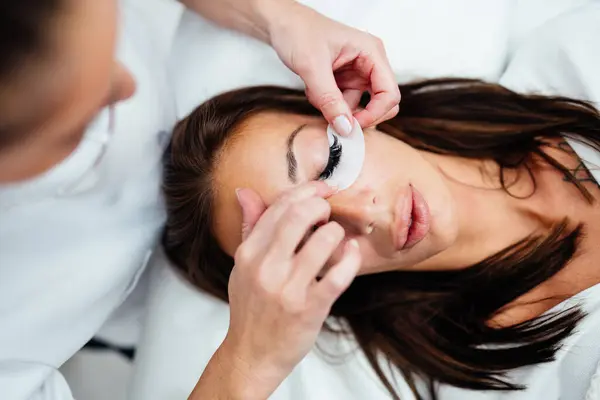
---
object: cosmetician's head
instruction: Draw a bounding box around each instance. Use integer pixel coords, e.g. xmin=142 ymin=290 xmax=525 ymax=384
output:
xmin=0 ymin=0 xmax=134 ymax=183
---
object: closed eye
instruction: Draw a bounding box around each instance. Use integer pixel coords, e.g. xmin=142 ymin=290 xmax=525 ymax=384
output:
xmin=319 ymin=135 xmax=342 ymax=180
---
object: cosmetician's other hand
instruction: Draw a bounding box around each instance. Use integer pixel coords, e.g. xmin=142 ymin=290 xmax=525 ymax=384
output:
xmin=184 ymin=0 xmax=400 ymax=136
xmin=190 ymin=182 xmax=361 ymax=400
xmin=268 ymin=1 xmax=401 ymax=135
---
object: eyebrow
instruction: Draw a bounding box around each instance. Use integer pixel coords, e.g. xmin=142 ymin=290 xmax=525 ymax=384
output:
xmin=286 ymin=124 xmax=307 ymax=183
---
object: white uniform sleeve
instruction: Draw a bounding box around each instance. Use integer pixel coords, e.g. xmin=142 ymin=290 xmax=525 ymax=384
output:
xmin=0 ymin=361 xmax=74 ymax=400
xmin=0 ymin=1 xmax=177 ymax=400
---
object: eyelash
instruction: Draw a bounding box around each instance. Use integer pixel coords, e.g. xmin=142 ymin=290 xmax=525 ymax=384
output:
xmin=319 ymin=135 xmax=342 ymax=180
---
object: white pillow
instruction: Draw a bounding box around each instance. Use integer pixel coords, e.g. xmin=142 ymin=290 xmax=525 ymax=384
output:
xmin=170 ymin=0 xmax=516 ymax=119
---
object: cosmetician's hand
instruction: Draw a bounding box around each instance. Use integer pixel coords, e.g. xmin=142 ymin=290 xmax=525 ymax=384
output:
xmin=266 ymin=1 xmax=401 ymax=136
xmin=219 ymin=182 xmax=361 ymax=399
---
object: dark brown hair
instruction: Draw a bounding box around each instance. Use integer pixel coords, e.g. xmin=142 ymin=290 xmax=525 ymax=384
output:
xmin=162 ymin=79 xmax=600 ymax=399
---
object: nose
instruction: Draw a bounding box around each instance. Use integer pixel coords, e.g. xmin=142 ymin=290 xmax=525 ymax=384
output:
xmin=328 ymin=188 xmax=381 ymax=235
xmin=110 ymin=62 xmax=136 ymax=104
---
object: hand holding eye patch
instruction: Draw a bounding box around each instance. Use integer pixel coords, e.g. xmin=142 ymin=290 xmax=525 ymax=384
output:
xmin=217 ymin=182 xmax=361 ymax=398
xmin=267 ymin=1 xmax=401 ymax=136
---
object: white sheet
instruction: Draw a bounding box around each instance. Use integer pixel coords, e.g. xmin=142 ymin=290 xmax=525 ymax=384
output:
xmin=130 ymin=1 xmax=597 ymax=399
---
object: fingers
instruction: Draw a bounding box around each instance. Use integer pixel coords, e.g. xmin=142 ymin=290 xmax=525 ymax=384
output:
xmin=236 ymin=188 xmax=267 ymax=241
xmin=237 ymin=181 xmax=335 ymax=260
xmin=312 ymin=240 xmax=361 ymax=306
xmin=353 ymin=53 xmax=401 ymax=128
xmin=370 ymin=104 xmax=400 ymax=127
xmin=270 ymin=196 xmax=332 ymax=256
xmin=342 ymin=89 xmax=364 ymax=113
xmin=335 ymin=68 xmax=369 ymax=92
xmin=300 ymin=59 xmax=354 ymax=137
xmin=291 ymin=221 xmax=345 ymax=287
xmin=249 ymin=181 xmax=332 ymax=239
xmin=297 ymin=39 xmax=399 ymax=133
xmin=332 ymin=51 xmax=400 ymax=127
xmin=335 ymin=68 xmax=368 ymax=113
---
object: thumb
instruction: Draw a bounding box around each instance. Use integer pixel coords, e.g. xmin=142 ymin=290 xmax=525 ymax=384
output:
xmin=302 ymin=63 xmax=353 ymax=136
xmin=235 ymin=188 xmax=266 ymax=241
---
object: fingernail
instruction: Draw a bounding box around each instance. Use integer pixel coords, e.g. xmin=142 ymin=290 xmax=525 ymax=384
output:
xmin=313 ymin=182 xmax=335 ymax=197
xmin=235 ymin=188 xmax=243 ymax=204
xmin=348 ymin=239 xmax=359 ymax=249
xmin=333 ymin=115 xmax=352 ymax=136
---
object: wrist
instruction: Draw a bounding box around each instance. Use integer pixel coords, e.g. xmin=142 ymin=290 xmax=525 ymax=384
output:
xmin=214 ymin=339 xmax=286 ymax=400
xmin=250 ymin=0 xmax=297 ymax=44
xmin=190 ymin=344 xmax=266 ymax=400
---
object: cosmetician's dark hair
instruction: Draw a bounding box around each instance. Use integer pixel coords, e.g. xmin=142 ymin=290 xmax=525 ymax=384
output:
xmin=0 ymin=0 xmax=64 ymax=146
xmin=162 ymin=79 xmax=600 ymax=399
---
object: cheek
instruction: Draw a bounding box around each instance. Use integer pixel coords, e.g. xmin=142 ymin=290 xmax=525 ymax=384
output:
xmin=354 ymin=137 xmax=459 ymax=270
xmin=356 ymin=136 xmax=409 ymax=190
xmin=408 ymin=160 xmax=459 ymax=252
xmin=425 ymin=196 xmax=459 ymax=258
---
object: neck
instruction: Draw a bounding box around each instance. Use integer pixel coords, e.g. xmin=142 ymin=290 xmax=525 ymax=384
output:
xmin=422 ymin=142 xmax=600 ymax=326
xmin=418 ymin=152 xmax=550 ymax=270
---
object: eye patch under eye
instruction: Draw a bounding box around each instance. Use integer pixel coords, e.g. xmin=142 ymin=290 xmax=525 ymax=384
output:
xmin=324 ymin=118 xmax=365 ymax=190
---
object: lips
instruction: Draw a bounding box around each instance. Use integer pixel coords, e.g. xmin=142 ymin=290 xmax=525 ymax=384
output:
xmin=393 ymin=184 xmax=431 ymax=250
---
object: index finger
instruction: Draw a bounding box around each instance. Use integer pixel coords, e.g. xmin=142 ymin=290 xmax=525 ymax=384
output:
xmin=353 ymin=56 xmax=401 ymax=128
xmin=236 ymin=188 xmax=267 ymax=242
xmin=242 ymin=181 xmax=335 ymax=252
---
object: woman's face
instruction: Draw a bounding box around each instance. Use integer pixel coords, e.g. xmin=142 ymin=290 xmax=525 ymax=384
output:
xmin=212 ymin=112 xmax=459 ymax=274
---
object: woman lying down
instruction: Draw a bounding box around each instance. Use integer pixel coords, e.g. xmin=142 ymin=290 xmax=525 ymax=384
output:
xmin=162 ymin=79 xmax=600 ymax=400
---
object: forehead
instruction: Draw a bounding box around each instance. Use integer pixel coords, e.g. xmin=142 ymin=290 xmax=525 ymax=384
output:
xmin=211 ymin=112 xmax=325 ymax=254
xmin=217 ymin=113 xmax=297 ymax=200
xmin=214 ymin=112 xmax=329 ymax=201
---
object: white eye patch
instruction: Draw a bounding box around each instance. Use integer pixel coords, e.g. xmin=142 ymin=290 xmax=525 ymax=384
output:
xmin=323 ymin=118 xmax=365 ymax=190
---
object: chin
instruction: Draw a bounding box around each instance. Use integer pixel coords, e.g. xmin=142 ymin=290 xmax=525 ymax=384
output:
xmin=430 ymin=207 xmax=459 ymax=250
xmin=360 ymin=231 xmax=456 ymax=274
